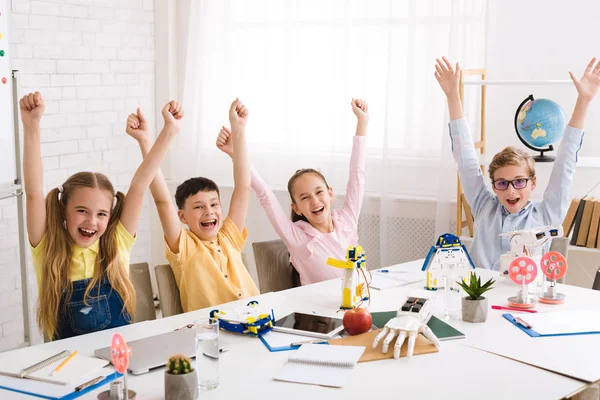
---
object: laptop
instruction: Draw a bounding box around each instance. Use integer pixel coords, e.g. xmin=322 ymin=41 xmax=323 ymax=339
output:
xmin=94 ymin=328 xmax=229 ymax=375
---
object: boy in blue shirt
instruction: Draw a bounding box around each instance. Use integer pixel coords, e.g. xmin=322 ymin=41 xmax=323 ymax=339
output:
xmin=435 ymin=56 xmax=600 ymax=270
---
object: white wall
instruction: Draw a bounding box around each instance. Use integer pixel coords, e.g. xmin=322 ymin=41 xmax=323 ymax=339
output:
xmin=484 ymin=0 xmax=600 ymax=201
xmin=0 ymin=0 xmax=155 ymax=351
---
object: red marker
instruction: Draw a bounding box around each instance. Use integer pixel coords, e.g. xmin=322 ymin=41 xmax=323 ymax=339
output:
xmin=492 ymin=305 xmax=537 ymax=313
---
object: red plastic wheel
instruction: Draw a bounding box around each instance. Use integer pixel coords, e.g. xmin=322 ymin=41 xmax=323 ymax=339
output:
xmin=110 ymin=333 xmax=131 ymax=374
xmin=508 ymin=256 xmax=538 ymax=285
xmin=540 ymin=251 xmax=567 ymax=280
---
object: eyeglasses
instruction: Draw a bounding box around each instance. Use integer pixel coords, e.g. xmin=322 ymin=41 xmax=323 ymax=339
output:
xmin=492 ymin=177 xmax=533 ymax=191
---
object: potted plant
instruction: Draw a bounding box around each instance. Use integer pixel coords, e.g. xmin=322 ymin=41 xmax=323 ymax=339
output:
xmin=164 ymin=354 xmax=198 ymax=400
xmin=457 ymin=272 xmax=496 ymax=323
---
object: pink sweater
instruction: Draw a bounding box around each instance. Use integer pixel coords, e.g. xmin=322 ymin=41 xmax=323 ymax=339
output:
xmin=250 ymin=136 xmax=366 ymax=285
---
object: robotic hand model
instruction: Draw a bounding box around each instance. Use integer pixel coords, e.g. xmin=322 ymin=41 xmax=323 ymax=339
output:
xmin=499 ymin=225 xmax=563 ymax=277
xmin=327 ymin=245 xmax=369 ymax=310
xmin=372 ymin=297 xmax=441 ymax=359
xmin=422 ymin=234 xmax=475 ymax=291
xmin=209 ymin=301 xmax=274 ymax=336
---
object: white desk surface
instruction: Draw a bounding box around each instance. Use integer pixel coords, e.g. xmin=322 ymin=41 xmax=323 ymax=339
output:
xmin=1 ymin=259 xmax=598 ymax=400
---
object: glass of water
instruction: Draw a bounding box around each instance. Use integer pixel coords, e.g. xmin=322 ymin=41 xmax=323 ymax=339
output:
xmin=195 ymin=318 xmax=219 ymax=391
xmin=444 ymin=276 xmax=462 ymax=319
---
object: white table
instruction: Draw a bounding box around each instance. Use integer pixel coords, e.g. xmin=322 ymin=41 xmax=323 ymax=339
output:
xmin=2 ymin=259 xmax=598 ymax=400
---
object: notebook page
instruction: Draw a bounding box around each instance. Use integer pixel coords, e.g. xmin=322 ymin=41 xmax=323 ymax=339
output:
xmin=27 ymin=354 xmax=109 ymax=385
xmin=370 ymin=271 xmax=423 ymax=290
xmin=0 ymin=347 xmax=70 ymax=379
xmin=274 ymin=344 xmax=365 ymax=387
xmin=0 ymin=367 xmax=115 ymax=398
xmin=517 ymin=310 xmax=600 ymax=335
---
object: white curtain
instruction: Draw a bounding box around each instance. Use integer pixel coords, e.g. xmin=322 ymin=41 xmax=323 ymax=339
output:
xmin=169 ymin=0 xmax=487 ymax=269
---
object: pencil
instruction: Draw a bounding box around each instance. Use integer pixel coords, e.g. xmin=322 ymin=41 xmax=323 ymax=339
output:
xmin=50 ymin=350 xmax=78 ymax=376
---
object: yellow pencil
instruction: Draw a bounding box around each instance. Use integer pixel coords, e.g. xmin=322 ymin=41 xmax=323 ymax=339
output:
xmin=50 ymin=350 xmax=78 ymax=376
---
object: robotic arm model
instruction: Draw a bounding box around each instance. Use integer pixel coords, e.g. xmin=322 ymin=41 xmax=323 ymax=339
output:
xmin=372 ymin=297 xmax=441 ymax=359
xmin=502 ymin=225 xmax=563 ymax=258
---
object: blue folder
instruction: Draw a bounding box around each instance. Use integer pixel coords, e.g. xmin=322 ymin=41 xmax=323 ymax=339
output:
xmin=503 ymin=313 xmax=600 ymax=338
xmin=258 ymin=335 xmax=328 ymax=352
xmin=0 ymin=372 xmax=121 ymax=399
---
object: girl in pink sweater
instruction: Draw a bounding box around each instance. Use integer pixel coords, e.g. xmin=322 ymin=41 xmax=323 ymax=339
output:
xmin=217 ymin=99 xmax=369 ymax=285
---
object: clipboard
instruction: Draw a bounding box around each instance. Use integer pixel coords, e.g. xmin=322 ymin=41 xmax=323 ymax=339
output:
xmin=503 ymin=313 xmax=600 ymax=338
xmin=0 ymin=372 xmax=121 ymax=399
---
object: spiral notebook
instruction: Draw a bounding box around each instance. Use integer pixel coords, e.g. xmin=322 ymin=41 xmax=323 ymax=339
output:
xmin=273 ymin=344 xmax=365 ymax=388
xmin=0 ymin=347 xmax=109 ymax=386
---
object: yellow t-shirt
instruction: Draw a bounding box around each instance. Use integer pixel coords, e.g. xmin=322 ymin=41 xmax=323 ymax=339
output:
xmin=31 ymin=221 xmax=136 ymax=290
xmin=166 ymin=217 xmax=260 ymax=312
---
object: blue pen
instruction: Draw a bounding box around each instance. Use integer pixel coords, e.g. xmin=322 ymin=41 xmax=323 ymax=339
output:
xmin=378 ymin=269 xmax=407 ymax=273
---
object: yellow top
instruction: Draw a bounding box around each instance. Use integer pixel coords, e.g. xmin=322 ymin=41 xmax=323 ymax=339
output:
xmin=165 ymin=216 xmax=260 ymax=312
xmin=31 ymin=221 xmax=136 ymax=289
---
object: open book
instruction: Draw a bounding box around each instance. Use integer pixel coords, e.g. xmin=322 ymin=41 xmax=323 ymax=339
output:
xmin=0 ymin=347 xmax=109 ymax=386
xmin=274 ymin=343 xmax=365 ymax=388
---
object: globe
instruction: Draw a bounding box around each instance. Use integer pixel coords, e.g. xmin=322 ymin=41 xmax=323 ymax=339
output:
xmin=514 ymin=95 xmax=566 ymax=162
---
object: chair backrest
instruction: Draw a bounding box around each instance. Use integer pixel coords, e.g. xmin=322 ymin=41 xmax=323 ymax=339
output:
xmin=252 ymin=239 xmax=300 ymax=293
xmin=593 ymin=267 xmax=600 ymax=291
xmin=130 ymin=262 xmax=156 ymax=322
xmin=549 ymin=237 xmax=569 ymax=284
xmin=154 ymin=263 xmax=183 ymax=318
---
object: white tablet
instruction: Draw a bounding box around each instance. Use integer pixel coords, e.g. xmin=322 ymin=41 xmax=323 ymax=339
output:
xmin=272 ymin=312 xmax=345 ymax=339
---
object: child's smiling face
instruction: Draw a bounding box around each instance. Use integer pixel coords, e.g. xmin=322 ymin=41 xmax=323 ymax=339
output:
xmin=290 ymin=173 xmax=334 ymax=231
xmin=492 ymin=164 xmax=536 ymax=214
xmin=64 ymin=187 xmax=113 ymax=247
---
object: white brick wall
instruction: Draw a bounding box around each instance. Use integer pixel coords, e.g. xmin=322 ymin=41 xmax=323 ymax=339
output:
xmin=0 ymin=0 xmax=156 ymax=352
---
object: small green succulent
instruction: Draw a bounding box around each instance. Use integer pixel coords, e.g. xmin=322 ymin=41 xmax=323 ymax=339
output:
xmin=457 ymin=272 xmax=496 ymax=300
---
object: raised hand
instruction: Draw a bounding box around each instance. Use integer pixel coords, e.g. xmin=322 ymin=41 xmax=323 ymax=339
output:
xmin=351 ymin=98 xmax=369 ymax=123
xmin=434 ymin=57 xmax=461 ymax=97
xmin=229 ymin=98 xmax=249 ymax=130
xmin=20 ymin=92 xmax=46 ymax=128
xmin=162 ymin=100 xmax=185 ymax=129
xmin=569 ymin=57 xmax=600 ymax=102
xmin=126 ymin=108 xmax=150 ymax=143
xmin=216 ymin=125 xmax=233 ymax=157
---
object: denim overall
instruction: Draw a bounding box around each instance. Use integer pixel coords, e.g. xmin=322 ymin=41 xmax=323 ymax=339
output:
xmin=54 ymin=277 xmax=132 ymax=340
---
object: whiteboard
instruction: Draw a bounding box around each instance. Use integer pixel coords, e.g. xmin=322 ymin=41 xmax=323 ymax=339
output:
xmin=0 ymin=0 xmax=17 ymax=192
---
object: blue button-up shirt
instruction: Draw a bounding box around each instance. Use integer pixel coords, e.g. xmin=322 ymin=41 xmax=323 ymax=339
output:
xmin=449 ymin=118 xmax=584 ymax=271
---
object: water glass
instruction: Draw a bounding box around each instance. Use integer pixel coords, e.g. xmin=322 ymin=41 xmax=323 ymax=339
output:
xmin=195 ymin=318 xmax=219 ymax=391
xmin=444 ymin=276 xmax=461 ymax=319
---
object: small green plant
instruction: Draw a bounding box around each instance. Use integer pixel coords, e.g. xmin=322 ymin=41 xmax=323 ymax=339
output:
xmin=457 ymin=272 xmax=496 ymax=300
xmin=166 ymin=354 xmax=194 ymax=375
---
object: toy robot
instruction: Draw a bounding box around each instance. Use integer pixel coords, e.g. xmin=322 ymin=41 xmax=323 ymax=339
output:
xmin=209 ymin=301 xmax=274 ymax=336
xmin=372 ymin=297 xmax=441 ymax=359
xmin=421 ymin=233 xmax=475 ymax=291
xmin=327 ymin=245 xmax=369 ymax=310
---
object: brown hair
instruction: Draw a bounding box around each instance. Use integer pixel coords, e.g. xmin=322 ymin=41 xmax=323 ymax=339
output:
xmin=488 ymin=146 xmax=535 ymax=181
xmin=38 ymin=172 xmax=135 ymax=339
xmin=287 ymin=169 xmax=330 ymax=223
xmin=174 ymin=177 xmax=220 ymax=210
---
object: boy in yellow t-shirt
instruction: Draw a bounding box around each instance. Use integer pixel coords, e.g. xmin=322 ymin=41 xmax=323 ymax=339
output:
xmin=127 ymin=98 xmax=259 ymax=312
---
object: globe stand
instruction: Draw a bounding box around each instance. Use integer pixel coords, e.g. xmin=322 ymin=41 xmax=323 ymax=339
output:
xmin=514 ymin=94 xmax=557 ymax=163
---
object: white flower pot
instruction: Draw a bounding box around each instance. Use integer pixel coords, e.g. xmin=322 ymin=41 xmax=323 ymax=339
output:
xmin=165 ymin=370 xmax=198 ymax=400
xmin=461 ymin=296 xmax=488 ymax=323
